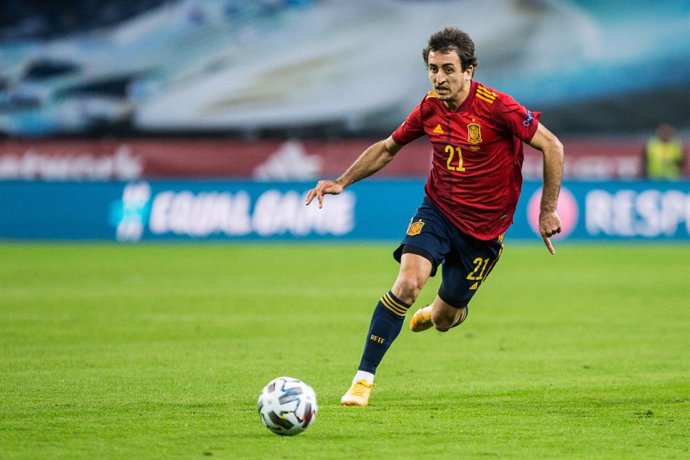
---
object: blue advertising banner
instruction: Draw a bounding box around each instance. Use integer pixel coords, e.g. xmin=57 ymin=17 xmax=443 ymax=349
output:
xmin=514 ymin=181 xmax=690 ymax=241
xmin=1 ymin=180 xmax=689 ymax=241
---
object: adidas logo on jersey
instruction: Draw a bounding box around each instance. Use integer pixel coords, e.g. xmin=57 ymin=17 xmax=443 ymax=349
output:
xmin=433 ymin=124 xmax=444 ymax=134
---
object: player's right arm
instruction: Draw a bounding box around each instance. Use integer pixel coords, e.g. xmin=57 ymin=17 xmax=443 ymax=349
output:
xmin=305 ymin=136 xmax=403 ymax=208
xmin=528 ymin=123 xmax=564 ymax=254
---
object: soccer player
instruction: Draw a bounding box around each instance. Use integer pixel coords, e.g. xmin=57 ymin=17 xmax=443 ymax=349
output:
xmin=305 ymin=27 xmax=564 ymax=406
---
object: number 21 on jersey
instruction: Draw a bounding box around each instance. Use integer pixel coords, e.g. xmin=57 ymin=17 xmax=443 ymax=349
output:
xmin=445 ymin=144 xmax=465 ymax=172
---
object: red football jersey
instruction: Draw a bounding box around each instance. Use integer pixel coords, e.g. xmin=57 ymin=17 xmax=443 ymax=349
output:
xmin=392 ymin=80 xmax=540 ymax=240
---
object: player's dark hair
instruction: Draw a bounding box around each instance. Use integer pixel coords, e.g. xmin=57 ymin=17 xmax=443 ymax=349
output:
xmin=423 ymin=27 xmax=478 ymax=70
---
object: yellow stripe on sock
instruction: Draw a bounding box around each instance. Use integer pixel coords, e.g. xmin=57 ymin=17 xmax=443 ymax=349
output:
xmin=381 ymin=294 xmax=407 ymax=316
xmin=381 ymin=297 xmax=406 ymax=316
xmin=385 ymin=292 xmax=409 ymax=311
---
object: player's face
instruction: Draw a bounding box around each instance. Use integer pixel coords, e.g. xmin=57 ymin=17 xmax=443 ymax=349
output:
xmin=427 ymin=51 xmax=473 ymax=109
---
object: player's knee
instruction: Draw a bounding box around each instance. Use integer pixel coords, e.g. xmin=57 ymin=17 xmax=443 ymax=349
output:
xmin=392 ymin=275 xmax=425 ymax=305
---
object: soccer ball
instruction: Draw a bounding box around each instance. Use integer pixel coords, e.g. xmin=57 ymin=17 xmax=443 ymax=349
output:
xmin=257 ymin=376 xmax=318 ymax=436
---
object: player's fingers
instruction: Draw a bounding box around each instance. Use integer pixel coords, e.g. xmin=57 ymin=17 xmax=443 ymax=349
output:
xmin=305 ymin=189 xmax=315 ymax=205
xmin=306 ymin=180 xmax=327 ymax=206
xmin=543 ymin=235 xmax=556 ymax=255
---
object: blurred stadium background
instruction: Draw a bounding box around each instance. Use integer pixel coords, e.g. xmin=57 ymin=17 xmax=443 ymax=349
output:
xmin=0 ymin=0 xmax=688 ymax=242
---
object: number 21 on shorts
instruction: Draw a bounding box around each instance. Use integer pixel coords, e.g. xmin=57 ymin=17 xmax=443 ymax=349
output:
xmin=466 ymin=257 xmax=490 ymax=281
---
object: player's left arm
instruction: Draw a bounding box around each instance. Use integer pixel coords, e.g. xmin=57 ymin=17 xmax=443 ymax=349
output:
xmin=528 ymin=123 xmax=564 ymax=255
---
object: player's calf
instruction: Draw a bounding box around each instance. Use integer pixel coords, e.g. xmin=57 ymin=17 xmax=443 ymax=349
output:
xmin=432 ymin=305 xmax=468 ymax=332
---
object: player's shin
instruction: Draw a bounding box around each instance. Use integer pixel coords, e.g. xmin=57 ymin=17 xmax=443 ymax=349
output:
xmin=356 ymin=290 xmax=411 ymax=377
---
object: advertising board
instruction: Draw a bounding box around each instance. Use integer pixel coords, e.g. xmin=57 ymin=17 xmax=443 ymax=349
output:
xmin=1 ymin=180 xmax=689 ymax=242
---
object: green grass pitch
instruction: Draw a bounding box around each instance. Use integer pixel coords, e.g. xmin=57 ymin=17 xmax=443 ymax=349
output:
xmin=1 ymin=242 xmax=688 ymax=459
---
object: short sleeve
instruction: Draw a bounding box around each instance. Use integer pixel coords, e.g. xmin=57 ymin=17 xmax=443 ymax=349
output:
xmin=391 ymin=101 xmax=425 ymax=146
xmin=493 ymin=93 xmax=541 ymax=143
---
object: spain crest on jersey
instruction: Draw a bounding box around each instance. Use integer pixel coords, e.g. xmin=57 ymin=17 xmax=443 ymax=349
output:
xmin=406 ymin=219 xmax=425 ymax=236
xmin=467 ymin=123 xmax=482 ymax=144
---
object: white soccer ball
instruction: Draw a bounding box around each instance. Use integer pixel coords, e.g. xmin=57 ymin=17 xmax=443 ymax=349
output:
xmin=257 ymin=376 xmax=318 ymax=436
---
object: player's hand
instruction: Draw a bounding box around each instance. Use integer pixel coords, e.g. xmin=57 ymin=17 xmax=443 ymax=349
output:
xmin=305 ymin=180 xmax=344 ymax=208
xmin=539 ymin=210 xmax=561 ymax=255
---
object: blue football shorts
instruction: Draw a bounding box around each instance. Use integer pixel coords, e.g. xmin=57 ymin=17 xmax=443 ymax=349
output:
xmin=393 ymin=197 xmax=504 ymax=309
